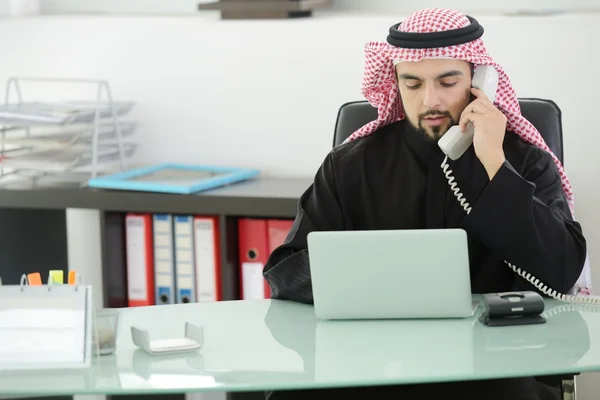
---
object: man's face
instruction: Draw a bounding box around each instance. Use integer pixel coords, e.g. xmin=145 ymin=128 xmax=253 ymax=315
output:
xmin=395 ymin=59 xmax=472 ymax=141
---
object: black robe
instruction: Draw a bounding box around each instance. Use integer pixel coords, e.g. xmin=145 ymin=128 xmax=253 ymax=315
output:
xmin=264 ymin=119 xmax=586 ymax=303
xmin=261 ymin=119 xmax=586 ymax=400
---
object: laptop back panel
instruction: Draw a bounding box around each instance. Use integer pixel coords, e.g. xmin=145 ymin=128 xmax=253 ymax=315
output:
xmin=307 ymin=229 xmax=472 ymax=320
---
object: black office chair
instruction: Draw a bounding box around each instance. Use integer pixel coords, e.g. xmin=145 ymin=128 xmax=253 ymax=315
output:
xmin=332 ymin=99 xmax=576 ymax=400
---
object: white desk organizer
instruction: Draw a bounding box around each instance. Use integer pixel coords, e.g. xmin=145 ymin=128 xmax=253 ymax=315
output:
xmin=131 ymin=322 xmax=203 ymax=355
xmin=0 ymin=274 xmax=93 ymax=371
xmin=0 ymin=76 xmax=137 ymax=185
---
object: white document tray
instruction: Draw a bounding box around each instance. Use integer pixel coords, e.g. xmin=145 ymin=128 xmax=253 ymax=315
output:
xmin=131 ymin=322 xmax=203 ymax=355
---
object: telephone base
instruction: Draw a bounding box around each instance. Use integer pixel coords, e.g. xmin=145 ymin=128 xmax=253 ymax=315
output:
xmin=481 ymin=313 xmax=546 ymax=327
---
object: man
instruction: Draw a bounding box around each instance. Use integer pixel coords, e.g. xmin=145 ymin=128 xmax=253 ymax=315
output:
xmin=262 ymin=8 xmax=587 ymax=400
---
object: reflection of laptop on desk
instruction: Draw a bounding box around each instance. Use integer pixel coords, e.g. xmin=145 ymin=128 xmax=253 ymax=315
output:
xmin=315 ymin=317 xmax=476 ymax=381
xmin=307 ymin=229 xmax=476 ymax=320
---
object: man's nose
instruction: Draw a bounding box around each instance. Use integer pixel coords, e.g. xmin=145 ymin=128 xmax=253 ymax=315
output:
xmin=423 ymin=85 xmax=441 ymax=109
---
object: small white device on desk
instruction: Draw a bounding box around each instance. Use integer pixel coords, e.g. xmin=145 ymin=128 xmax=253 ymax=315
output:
xmin=0 ymin=274 xmax=93 ymax=371
xmin=131 ymin=322 xmax=203 ymax=355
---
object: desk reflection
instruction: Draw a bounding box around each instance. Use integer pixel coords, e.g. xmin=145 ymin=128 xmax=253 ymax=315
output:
xmin=265 ymin=299 xmax=477 ymax=382
xmin=120 ymin=299 xmax=314 ymax=389
xmin=118 ymin=299 xmax=595 ymax=395
xmin=0 ymin=299 xmax=594 ymax=397
xmin=474 ymin=303 xmax=592 ymax=375
xmin=262 ymin=299 xmax=593 ymax=386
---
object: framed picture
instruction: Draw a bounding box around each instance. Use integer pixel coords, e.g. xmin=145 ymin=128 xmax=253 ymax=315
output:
xmin=87 ymin=163 xmax=260 ymax=194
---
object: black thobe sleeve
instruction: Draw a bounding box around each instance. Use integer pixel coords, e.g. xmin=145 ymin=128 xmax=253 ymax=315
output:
xmin=461 ymin=152 xmax=586 ymax=295
xmin=263 ymin=153 xmax=344 ymax=304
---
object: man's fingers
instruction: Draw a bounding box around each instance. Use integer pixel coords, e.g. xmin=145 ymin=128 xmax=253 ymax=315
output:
xmin=471 ymin=88 xmax=498 ymax=113
xmin=459 ymin=112 xmax=478 ymax=132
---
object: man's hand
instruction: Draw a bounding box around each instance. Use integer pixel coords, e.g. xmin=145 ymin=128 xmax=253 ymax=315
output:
xmin=459 ymin=87 xmax=507 ymax=180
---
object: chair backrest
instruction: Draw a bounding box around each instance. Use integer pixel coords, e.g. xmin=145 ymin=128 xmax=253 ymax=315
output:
xmin=333 ymin=98 xmax=564 ymax=164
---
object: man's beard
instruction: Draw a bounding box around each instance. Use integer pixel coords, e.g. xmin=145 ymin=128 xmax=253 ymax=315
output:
xmin=411 ymin=110 xmax=456 ymax=142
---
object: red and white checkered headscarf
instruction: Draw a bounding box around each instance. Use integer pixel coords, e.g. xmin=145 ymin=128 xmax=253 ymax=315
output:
xmin=345 ymin=8 xmax=592 ymax=295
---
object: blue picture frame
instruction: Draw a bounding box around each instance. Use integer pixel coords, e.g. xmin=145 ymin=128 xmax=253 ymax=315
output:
xmin=87 ymin=163 xmax=260 ymax=194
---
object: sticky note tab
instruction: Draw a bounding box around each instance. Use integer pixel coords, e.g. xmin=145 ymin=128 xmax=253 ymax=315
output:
xmin=68 ymin=270 xmax=77 ymax=285
xmin=27 ymin=273 xmax=42 ymax=286
xmin=49 ymin=270 xmax=64 ymax=284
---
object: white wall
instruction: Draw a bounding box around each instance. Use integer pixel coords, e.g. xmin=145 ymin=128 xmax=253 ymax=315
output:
xmin=33 ymin=0 xmax=600 ymax=15
xmin=0 ymin=8 xmax=599 ymax=398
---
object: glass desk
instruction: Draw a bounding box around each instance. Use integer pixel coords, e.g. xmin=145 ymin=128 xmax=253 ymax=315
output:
xmin=0 ymin=297 xmax=599 ymax=396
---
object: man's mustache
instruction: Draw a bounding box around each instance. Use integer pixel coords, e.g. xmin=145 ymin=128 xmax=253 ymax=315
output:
xmin=419 ymin=110 xmax=452 ymax=119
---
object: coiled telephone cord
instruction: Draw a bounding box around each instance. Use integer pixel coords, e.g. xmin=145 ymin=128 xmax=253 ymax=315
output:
xmin=440 ymin=154 xmax=600 ymax=305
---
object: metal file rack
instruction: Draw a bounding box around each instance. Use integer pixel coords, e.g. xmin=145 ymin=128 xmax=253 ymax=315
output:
xmin=0 ymin=77 xmax=137 ymax=186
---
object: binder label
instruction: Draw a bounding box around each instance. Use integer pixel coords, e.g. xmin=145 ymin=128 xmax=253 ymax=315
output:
xmin=242 ymin=262 xmax=265 ymax=300
xmin=126 ymin=216 xmax=148 ymax=301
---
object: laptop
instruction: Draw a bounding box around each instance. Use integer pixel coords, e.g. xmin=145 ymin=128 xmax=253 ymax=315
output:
xmin=306 ymin=228 xmax=476 ymax=320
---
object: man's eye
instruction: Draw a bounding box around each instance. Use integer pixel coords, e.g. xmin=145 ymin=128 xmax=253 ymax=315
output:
xmin=441 ymin=81 xmax=457 ymax=88
xmin=405 ymin=83 xmax=421 ymax=90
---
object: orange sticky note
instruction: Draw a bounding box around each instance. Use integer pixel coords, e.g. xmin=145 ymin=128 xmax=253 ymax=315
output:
xmin=27 ymin=273 xmax=42 ymax=286
xmin=68 ymin=270 xmax=77 ymax=285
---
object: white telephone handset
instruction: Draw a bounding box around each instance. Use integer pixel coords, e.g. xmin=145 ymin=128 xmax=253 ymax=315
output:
xmin=437 ymin=65 xmax=499 ymax=160
xmin=437 ymin=65 xmax=600 ymax=306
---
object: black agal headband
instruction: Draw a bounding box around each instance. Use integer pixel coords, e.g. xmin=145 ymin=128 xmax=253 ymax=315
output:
xmin=387 ymin=16 xmax=484 ymax=49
